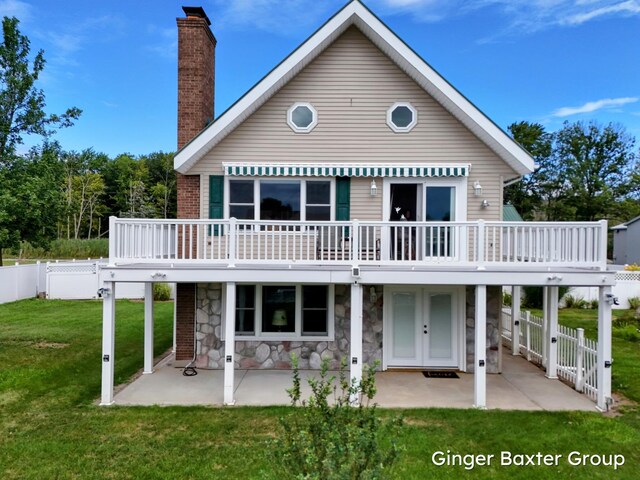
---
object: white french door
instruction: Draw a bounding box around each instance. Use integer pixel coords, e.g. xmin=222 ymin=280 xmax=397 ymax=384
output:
xmin=385 ymin=287 xmax=461 ymax=368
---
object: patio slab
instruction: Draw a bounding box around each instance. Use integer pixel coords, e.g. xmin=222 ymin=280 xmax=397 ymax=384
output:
xmin=113 ymin=353 xmax=597 ymax=411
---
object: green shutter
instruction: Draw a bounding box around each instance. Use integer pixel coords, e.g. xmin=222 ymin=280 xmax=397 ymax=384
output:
xmin=209 ymin=175 xmax=224 ymax=236
xmin=335 ymin=176 xmax=350 ymax=237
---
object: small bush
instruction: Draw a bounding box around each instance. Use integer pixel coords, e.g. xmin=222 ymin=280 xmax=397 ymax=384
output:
xmin=153 ymin=283 xmax=171 ymax=301
xmin=523 ymin=286 xmax=569 ymax=309
xmin=588 ymin=299 xmax=599 ymax=310
xmin=628 ymin=296 xmax=640 ymax=311
xmin=275 ymin=355 xmax=402 ymax=480
xmin=563 ymin=294 xmax=588 ymax=309
xmin=502 ymin=291 xmax=512 ymax=307
xmin=623 ymin=263 xmax=640 ymax=271
xmin=6 ymin=239 xmax=108 ymax=259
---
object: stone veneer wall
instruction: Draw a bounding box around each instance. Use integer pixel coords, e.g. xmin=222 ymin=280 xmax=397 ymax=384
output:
xmin=194 ymin=283 xmax=383 ymax=370
xmin=465 ymin=285 xmax=501 ymax=373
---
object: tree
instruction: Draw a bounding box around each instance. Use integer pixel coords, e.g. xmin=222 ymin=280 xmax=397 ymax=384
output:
xmin=505 ymin=122 xmax=553 ymax=220
xmin=553 ymin=121 xmax=637 ymax=221
xmin=0 ymin=143 xmax=65 ymax=265
xmin=0 ymin=17 xmax=81 ymax=160
xmin=144 ymin=151 xmax=176 ymax=218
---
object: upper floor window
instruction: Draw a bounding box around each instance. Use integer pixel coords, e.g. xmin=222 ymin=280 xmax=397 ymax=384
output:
xmin=387 ymin=102 xmax=417 ymax=133
xmin=228 ymin=179 xmax=332 ymax=221
xmin=287 ymin=102 xmax=318 ymax=133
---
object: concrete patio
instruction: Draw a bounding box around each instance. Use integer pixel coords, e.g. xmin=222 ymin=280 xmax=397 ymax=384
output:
xmin=113 ymin=350 xmax=597 ymax=411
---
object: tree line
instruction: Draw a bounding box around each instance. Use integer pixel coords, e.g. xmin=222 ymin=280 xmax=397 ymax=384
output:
xmin=0 ymin=14 xmax=639 ymax=266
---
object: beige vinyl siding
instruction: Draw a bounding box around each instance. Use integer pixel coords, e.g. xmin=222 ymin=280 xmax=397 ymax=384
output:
xmin=189 ymin=27 xmax=517 ymax=222
xmin=351 ymin=177 xmax=382 ymax=221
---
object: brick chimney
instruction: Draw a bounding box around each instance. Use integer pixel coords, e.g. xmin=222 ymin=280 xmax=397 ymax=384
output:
xmin=176 ymin=6 xmax=215 ymax=220
xmin=177 ymin=6 xmax=216 ymax=150
xmin=175 ymin=7 xmax=215 ymax=362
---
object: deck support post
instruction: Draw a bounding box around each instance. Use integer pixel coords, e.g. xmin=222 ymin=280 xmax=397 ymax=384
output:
xmin=350 ymin=282 xmax=363 ymax=405
xmin=224 ymin=282 xmax=236 ymax=405
xmin=100 ymin=281 xmax=116 ymax=406
xmin=474 ymin=285 xmax=487 ymax=409
xmin=511 ymin=286 xmax=521 ymax=355
xmin=143 ymin=282 xmax=154 ymax=374
xmin=542 ymin=287 xmax=548 ymax=367
xmin=596 ymin=286 xmax=613 ymax=411
xmin=545 ymin=286 xmax=558 ymax=379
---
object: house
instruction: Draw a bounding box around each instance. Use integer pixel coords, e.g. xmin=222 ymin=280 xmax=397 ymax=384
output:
xmin=612 ymin=215 xmax=640 ymax=266
xmin=99 ymin=1 xmax=616 ymax=410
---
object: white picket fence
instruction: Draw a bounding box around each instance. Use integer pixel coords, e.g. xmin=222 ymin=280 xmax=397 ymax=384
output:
xmin=0 ymin=260 xmax=174 ymax=304
xmin=502 ymin=309 xmax=598 ymax=401
xmin=0 ymin=262 xmax=46 ymax=304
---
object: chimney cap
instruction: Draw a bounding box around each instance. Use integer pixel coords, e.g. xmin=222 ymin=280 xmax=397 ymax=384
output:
xmin=182 ymin=6 xmax=211 ymax=26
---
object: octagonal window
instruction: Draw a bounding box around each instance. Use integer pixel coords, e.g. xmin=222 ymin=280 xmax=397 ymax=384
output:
xmin=287 ymin=102 xmax=318 ymax=133
xmin=387 ymin=102 xmax=417 ymax=132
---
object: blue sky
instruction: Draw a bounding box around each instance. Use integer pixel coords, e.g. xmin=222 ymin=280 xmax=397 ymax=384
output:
xmin=5 ymin=0 xmax=639 ymax=156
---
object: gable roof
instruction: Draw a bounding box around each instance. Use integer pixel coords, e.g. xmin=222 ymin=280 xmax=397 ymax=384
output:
xmin=503 ymin=204 xmax=524 ymax=222
xmin=174 ymin=0 xmax=535 ymax=176
xmin=612 ymin=214 xmax=640 ymax=230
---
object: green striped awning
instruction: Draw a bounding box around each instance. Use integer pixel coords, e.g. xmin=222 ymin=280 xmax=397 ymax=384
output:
xmin=223 ymin=163 xmax=470 ymax=178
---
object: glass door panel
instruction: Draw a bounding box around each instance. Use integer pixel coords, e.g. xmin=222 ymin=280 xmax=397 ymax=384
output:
xmin=392 ymin=292 xmax=417 ymax=360
xmin=424 ymin=186 xmax=454 ymax=258
xmin=427 ymin=293 xmax=453 ymax=360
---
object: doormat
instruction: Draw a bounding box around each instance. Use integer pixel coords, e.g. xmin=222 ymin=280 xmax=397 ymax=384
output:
xmin=422 ymin=371 xmax=459 ymax=379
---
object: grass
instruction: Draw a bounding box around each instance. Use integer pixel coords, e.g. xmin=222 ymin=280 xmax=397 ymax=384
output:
xmin=1 ymin=301 xmax=639 ymax=478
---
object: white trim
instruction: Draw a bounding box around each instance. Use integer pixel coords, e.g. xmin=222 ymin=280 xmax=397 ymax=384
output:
xmin=287 ymin=102 xmax=318 ymax=133
xmin=382 ymin=177 xmax=468 ymax=222
xmin=227 ymin=283 xmax=335 ymax=341
xmin=386 ymin=102 xmax=417 ymax=133
xmin=383 ymin=285 xmax=464 ymax=369
xmin=225 ymin=177 xmax=335 ymax=222
xmin=175 ymin=1 xmax=534 ymax=175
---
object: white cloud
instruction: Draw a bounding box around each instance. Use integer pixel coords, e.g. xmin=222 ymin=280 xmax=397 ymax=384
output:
xmin=552 ymin=97 xmax=639 ymax=117
xmin=562 ymin=0 xmax=640 ymax=25
xmin=0 ymin=0 xmax=31 ymax=21
xmin=198 ymin=1 xmax=640 ymax=38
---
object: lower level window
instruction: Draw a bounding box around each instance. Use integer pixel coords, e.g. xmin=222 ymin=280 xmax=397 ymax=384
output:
xmin=235 ymin=284 xmax=331 ymax=338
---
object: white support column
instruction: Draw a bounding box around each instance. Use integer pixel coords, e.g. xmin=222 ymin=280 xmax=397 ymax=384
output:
xmin=511 ymin=286 xmax=521 ymax=355
xmin=596 ymin=286 xmax=613 ymax=411
xmin=545 ymin=286 xmax=558 ymax=379
xmin=350 ymin=282 xmax=364 ymax=405
xmin=172 ymin=289 xmax=177 ymax=354
xmin=143 ymin=282 xmax=154 ymax=374
xmin=224 ymin=282 xmax=236 ymax=405
xmin=100 ymin=281 xmax=116 ymax=406
xmin=474 ymin=285 xmax=487 ymax=409
xmin=542 ymin=286 xmax=548 ymax=367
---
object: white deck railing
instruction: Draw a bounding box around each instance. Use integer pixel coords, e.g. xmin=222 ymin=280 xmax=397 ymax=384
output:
xmin=502 ymin=309 xmax=598 ymax=402
xmin=108 ymin=217 xmax=608 ymax=269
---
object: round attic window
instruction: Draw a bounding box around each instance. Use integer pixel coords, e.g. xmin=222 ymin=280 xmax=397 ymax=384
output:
xmin=287 ymin=102 xmax=317 ymax=133
xmin=387 ymin=102 xmax=417 ymax=132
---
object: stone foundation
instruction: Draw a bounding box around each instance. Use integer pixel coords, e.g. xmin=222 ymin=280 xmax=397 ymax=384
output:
xmin=465 ymin=285 xmax=501 ymax=373
xmin=193 ymin=283 xmax=383 ymax=370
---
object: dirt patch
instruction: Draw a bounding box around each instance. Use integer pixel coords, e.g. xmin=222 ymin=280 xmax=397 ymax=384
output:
xmin=32 ymin=342 xmax=69 ymax=349
xmin=602 ymin=393 xmax=637 ymax=417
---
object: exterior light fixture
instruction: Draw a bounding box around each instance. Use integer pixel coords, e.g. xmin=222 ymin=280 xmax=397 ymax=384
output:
xmin=370 ymin=179 xmax=378 ymax=197
xmin=474 ymin=181 xmax=483 ymax=196
xmin=481 ymin=199 xmax=491 ymax=208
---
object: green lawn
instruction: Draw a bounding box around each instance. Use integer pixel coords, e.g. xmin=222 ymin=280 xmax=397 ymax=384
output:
xmin=1 ymin=300 xmax=639 ymax=479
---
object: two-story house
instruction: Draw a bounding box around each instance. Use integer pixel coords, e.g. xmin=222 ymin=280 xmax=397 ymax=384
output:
xmin=99 ymin=1 xmax=616 ymax=410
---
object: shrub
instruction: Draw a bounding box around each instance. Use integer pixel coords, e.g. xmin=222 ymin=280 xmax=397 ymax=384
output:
xmin=275 ymin=355 xmax=402 ymax=480
xmin=502 ymin=291 xmax=512 ymax=307
xmin=153 ymin=283 xmax=171 ymax=301
xmin=522 ymin=286 xmax=570 ymax=309
xmin=563 ymin=294 xmax=588 ymax=309
xmin=6 ymin=239 xmax=109 ymax=259
xmin=623 ymin=263 xmax=640 ymax=271
xmin=588 ymin=299 xmax=599 ymax=310
xmin=628 ymin=296 xmax=640 ymax=311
